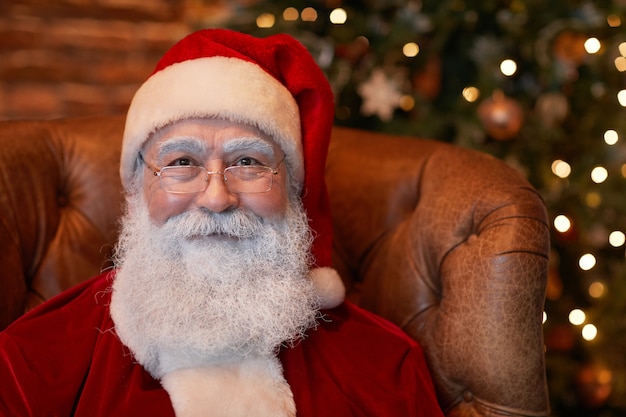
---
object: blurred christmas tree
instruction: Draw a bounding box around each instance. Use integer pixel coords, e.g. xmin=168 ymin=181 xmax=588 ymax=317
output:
xmin=202 ymin=0 xmax=626 ymax=414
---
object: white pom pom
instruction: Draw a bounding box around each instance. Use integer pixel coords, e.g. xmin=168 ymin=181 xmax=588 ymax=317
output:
xmin=309 ymin=267 xmax=345 ymax=309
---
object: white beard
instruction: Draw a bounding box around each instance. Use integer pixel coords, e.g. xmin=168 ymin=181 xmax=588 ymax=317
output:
xmin=109 ymin=194 xmax=321 ymax=379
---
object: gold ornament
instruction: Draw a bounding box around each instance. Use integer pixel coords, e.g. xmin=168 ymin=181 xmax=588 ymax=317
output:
xmin=553 ymin=30 xmax=587 ymax=66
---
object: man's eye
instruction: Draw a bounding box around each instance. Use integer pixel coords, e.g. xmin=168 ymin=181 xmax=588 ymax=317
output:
xmin=168 ymin=157 xmax=193 ymax=167
xmin=235 ymin=157 xmax=262 ymax=167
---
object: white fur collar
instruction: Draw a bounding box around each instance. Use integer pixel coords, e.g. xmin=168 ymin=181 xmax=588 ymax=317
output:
xmin=161 ymin=355 xmax=296 ymax=417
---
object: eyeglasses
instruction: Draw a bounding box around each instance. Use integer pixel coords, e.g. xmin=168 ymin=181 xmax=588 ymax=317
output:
xmin=139 ymin=154 xmax=285 ymax=194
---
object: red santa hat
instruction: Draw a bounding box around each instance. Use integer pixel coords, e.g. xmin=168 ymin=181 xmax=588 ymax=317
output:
xmin=121 ymin=29 xmax=344 ymax=309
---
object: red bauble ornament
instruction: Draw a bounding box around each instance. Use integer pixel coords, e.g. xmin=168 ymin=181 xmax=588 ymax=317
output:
xmin=553 ymin=30 xmax=587 ymax=66
xmin=477 ymin=90 xmax=524 ymax=141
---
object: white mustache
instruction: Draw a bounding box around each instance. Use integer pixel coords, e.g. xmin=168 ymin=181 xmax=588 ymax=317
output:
xmin=165 ymin=209 xmax=265 ymax=239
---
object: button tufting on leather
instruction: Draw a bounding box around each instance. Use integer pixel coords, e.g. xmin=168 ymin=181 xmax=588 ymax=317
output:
xmin=57 ymin=193 xmax=68 ymax=207
xmin=463 ymin=391 xmax=474 ymax=402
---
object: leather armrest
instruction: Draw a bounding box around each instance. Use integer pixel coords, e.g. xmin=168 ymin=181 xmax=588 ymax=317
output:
xmin=327 ymin=126 xmax=550 ymax=416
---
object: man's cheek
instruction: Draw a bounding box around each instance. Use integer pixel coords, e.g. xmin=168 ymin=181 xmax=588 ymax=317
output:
xmin=146 ymin=194 xmax=190 ymax=225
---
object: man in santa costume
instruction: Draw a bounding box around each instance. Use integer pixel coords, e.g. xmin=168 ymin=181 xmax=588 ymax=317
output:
xmin=0 ymin=29 xmax=443 ymax=416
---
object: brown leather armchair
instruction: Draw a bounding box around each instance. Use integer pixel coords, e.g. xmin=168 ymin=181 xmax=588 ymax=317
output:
xmin=0 ymin=116 xmax=550 ymax=416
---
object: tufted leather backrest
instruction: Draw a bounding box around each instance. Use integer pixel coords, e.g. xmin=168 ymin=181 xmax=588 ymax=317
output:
xmin=0 ymin=116 xmax=550 ymax=416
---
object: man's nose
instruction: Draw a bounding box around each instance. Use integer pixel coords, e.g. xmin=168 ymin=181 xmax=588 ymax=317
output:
xmin=193 ymin=172 xmax=238 ymax=213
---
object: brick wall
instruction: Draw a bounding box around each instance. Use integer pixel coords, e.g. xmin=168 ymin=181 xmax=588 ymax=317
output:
xmin=0 ymin=0 xmax=231 ymax=120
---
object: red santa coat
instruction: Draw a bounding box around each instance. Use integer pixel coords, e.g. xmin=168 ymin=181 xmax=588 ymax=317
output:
xmin=0 ymin=272 xmax=444 ymax=416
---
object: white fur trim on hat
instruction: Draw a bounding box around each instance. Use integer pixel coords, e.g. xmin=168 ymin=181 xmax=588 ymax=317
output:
xmin=121 ymin=56 xmax=303 ymax=191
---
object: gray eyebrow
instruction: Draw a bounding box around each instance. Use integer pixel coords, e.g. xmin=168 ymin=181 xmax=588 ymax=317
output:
xmin=222 ymin=137 xmax=275 ymax=158
xmin=156 ymin=137 xmax=207 ymax=161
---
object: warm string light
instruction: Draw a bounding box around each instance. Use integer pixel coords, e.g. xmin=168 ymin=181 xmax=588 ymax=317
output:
xmin=282 ymin=7 xmax=298 ymax=21
xmin=553 ymin=215 xmax=571 ymax=233
xmin=582 ymin=323 xmax=598 ymax=341
xmin=591 ymin=166 xmax=608 ymax=183
xmin=569 ymin=309 xmax=586 ymax=325
xmin=615 ymin=57 xmax=626 ymax=72
xmin=255 ymin=13 xmax=275 ymax=28
xmin=462 ymin=86 xmax=480 ymax=102
xmin=402 ymin=42 xmax=419 ymax=58
xmin=301 ymin=7 xmax=318 ymax=22
xmin=589 ymin=281 xmax=606 ymax=298
xmin=500 ymin=59 xmax=517 ymax=76
xmin=551 ymin=160 xmax=571 ymax=178
xmin=584 ymin=37 xmax=601 ymax=54
xmin=607 ymin=14 xmax=622 ymax=27
xmin=329 ymin=8 xmax=347 ymax=24
xmin=609 ymin=231 xmax=626 ymax=247
xmin=579 ymin=253 xmax=596 ymax=271
xmin=604 ymin=129 xmax=619 ymax=145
